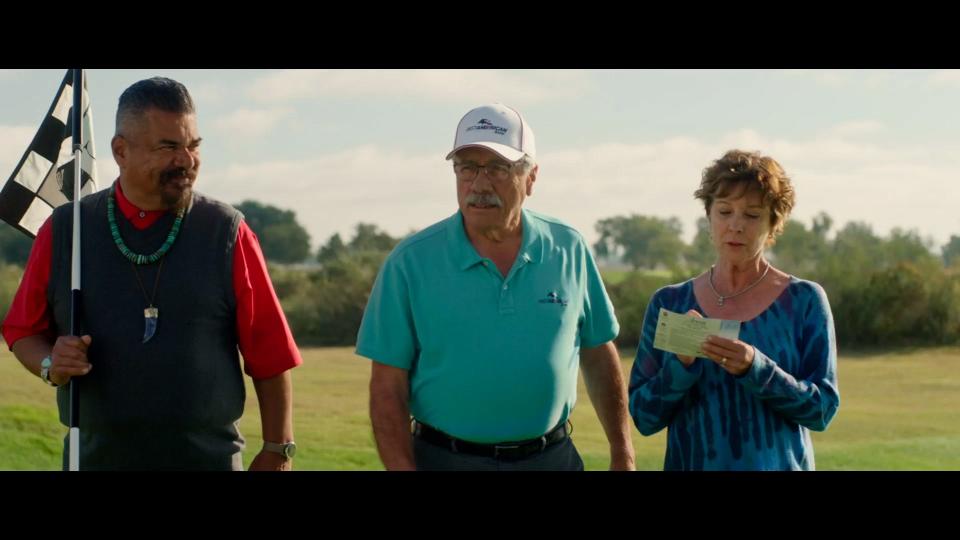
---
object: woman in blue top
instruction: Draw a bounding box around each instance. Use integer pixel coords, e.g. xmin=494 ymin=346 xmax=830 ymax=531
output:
xmin=629 ymin=150 xmax=839 ymax=470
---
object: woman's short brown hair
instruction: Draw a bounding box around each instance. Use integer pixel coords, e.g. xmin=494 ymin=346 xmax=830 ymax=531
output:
xmin=694 ymin=149 xmax=795 ymax=243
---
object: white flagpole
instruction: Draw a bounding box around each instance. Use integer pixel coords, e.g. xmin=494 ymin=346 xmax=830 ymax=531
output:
xmin=68 ymin=68 xmax=83 ymax=472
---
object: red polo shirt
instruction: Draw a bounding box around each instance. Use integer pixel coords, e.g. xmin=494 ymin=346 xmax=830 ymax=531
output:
xmin=1 ymin=182 xmax=302 ymax=380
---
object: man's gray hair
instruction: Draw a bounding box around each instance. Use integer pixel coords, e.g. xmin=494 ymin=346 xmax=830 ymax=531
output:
xmin=115 ymin=77 xmax=195 ymax=135
xmin=515 ymin=155 xmax=536 ymax=177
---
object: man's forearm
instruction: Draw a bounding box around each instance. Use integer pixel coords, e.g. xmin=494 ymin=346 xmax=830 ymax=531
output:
xmin=581 ymin=341 xmax=635 ymax=462
xmin=11 ymin=334 xmax=54 ymax=378
xmin=253 ymin=370 xmax=294 ymax=444
xmin=370 ymin=368 xmax=415 ymax=471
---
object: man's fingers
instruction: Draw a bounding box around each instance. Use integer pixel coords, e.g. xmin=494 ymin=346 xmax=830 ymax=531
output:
xmin=55 ymin=335 xmax=91 ymax=353
xmin=54 ymin=357 xmax=91 ymax=369
xmin=54 ymin=364 xmax=92 ymax=376
xmin=53 ymin=348 xmax=88 ymax=362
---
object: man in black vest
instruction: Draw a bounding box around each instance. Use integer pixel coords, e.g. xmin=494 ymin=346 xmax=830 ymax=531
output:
xmin=3 ymin=77 xmax=302 ymax=470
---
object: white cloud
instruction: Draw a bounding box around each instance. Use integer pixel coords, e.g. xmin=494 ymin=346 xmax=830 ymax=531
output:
xmin=930 ymin=69 xmax=960 ymax=86
xmin=783 ymin=69 xmax=898 ymax=89
xmin=96 ymin=159 xmax=119 ymax=186
xmin=211 ymin=107 xmax=292 ymax=139
xmin=196 ymin=129 xmax=960 ymax=254
xmin=0 ymin=125 xmax=36 ymax=174
xmin=783 ymin=69 xmax=852 ymax=87
xmin=541 ymin=133 xmax=960 ymax=251
xmin=824 ymin=120 xmax=885 ymax=137
xmin=190 ymin=82 xmax=226 ymax=106
xmin=246 ymin=70 xmax=591 ymax=106
xmin=199 ymin=145 xmax=452 ymax=250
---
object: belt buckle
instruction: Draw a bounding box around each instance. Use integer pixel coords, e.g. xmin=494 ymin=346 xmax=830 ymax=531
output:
xmin=492 ymin=444 xmax=520 ymax=459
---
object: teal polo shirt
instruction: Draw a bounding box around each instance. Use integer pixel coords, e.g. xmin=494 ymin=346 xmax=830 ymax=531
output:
xmin=356 ymin=208 xmax=619 ymax=443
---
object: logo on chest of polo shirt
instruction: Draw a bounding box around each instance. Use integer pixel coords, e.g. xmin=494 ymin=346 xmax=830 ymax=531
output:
xmin=538 ymin=290 xmax=568 ymax=307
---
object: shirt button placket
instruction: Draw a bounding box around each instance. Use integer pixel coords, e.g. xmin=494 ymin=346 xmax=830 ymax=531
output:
xmin=499 ymin=281 xmax=514 ymax=314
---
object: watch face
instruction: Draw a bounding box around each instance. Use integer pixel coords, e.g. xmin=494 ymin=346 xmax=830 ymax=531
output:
xmin=284 ymin=443 xmax=296 ymax=458
xmin=40 ymin=356 xmax=54 ymax=385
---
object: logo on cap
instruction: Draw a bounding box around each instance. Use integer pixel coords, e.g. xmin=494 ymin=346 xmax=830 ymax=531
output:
xmin=467 ymin=118 xmax=508 ymax=135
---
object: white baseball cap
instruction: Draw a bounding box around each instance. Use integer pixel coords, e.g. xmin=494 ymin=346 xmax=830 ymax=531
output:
xmin=445 ymin=103 xmax=536 ymax=163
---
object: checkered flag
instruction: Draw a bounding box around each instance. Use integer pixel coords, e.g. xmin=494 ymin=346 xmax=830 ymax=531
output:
xmin=0 ymin=69 xmax=98 ymax=238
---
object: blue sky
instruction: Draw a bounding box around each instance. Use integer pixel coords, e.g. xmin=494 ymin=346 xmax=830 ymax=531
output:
xmin=1 ymin=69 xmax=958 ymax=253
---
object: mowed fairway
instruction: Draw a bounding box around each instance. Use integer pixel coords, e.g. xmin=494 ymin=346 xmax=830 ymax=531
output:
xmin=2 ymin=346 xmax=959 ymax=470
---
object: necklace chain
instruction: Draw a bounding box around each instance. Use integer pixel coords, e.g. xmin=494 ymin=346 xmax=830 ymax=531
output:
xmin=708 ymin=261 xmax=770 ymax=306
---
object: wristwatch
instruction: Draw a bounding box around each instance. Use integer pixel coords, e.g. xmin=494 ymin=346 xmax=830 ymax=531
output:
xmin=40 ymin=355 xmax=58 ymax=387
xmin=263 ymin=441 xmax=297 ymax=459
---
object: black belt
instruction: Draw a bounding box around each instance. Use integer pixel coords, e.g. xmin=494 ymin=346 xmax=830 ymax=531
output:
xmin=412 ymin=420 xmax=571 ymax=461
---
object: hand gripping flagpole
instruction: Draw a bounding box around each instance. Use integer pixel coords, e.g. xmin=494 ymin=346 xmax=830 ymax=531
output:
xmin=68 ymin=68 xmax=84 ymax=471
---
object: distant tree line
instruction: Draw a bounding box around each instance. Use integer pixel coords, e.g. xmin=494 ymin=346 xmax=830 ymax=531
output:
xmin=602 ymin=212 xmax=960 ymax=350
xmin=2 ymin=203 xmax=959 ymax=351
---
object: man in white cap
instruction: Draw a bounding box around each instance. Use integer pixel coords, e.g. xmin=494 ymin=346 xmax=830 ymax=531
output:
xmin=356 ymin=104 xmax=635 ymax=470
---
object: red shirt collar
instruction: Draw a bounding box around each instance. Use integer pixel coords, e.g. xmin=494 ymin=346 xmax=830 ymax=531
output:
xmin=114 ymin=180 xmax=168 ymax=231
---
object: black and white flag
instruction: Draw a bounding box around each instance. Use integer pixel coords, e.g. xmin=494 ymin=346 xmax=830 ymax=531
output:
xmin=0 ymin=70 xmax=98 ymax=238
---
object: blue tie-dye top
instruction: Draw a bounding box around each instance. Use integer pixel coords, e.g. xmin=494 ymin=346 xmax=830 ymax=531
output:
xmin=629 ymin=277 xmax=839 ymax=470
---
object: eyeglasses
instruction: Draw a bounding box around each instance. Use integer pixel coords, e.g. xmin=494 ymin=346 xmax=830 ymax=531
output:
xmin=453 ymin=161 xmax=514 ymax=183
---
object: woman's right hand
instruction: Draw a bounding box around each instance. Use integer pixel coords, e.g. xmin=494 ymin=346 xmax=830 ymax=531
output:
xmin=676 ymin=310 xmax=703 ymax=367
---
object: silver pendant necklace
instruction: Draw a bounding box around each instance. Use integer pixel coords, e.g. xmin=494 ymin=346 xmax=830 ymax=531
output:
xmin=130 ymin=258 xmax=165 ymax=343
xmin=708 ymin=261 xmax=770 ymax=306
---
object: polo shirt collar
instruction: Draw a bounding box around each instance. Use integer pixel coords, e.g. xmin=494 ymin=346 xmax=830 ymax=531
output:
xmin=448 ymin=208 xmax=544 ymax=271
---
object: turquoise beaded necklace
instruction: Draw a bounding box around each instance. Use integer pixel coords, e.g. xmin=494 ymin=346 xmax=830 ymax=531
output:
xmin=107 ymin=186 xmax=185 ymax=265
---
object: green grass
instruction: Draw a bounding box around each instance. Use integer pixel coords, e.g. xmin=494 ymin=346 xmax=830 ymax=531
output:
xmin=2 ymin=346 xmax=959 ymax=470
xmin=0 ymin=405 xmax=63 ymax=469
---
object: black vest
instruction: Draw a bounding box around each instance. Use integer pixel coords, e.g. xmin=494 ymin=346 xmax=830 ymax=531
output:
xmin=49 ymin=189 xmax=245 ymax=470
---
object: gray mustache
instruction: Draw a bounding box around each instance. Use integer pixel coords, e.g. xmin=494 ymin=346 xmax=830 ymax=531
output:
xmin=466 ymin=193 xmax=503 ymax=207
